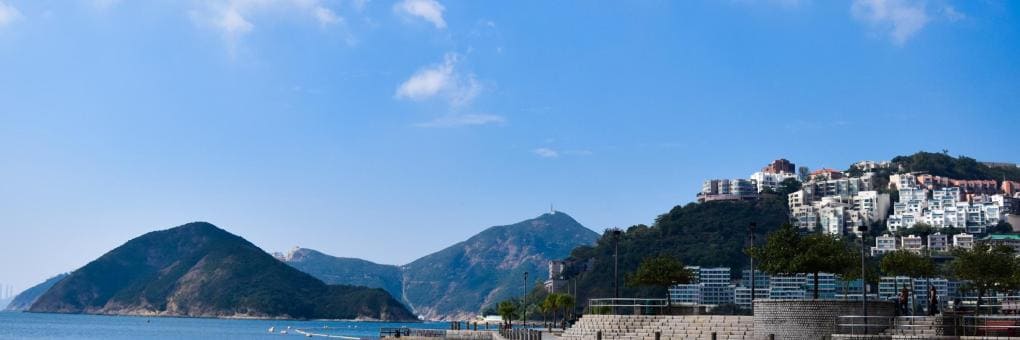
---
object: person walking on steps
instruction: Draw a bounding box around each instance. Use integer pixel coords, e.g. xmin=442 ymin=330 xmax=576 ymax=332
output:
xmin=928 ymin=286 xmax=939 ymax=316
xmin=899 ymin=287 xmax=910 ymax=315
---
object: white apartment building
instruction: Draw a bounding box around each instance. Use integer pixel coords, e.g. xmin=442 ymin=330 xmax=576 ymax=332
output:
xmin=698 ymin=179 xmax=759 ymax=202
xmin=750 ymin=171 xmax=799 ymax=193
xmin=954 ymin=234 xmax=975 ymax=250
xmin=872 ymin=234 xmax=898 ymax=256
xmin=928 ymin=233 xmax=949 ymax=252
xmin=901 ymin=235 xmax=924 ymax=254
xmin=794 ymin=190 xmax=889 ymax=235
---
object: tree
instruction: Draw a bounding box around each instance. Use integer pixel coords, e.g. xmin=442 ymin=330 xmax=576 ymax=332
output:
xmin=626 ymin=255 xmax=693 ymax=307
xmin=540 ymin=295 xmax=556 ymax=330
xmin=897 ymin=223 xmax=934 ymax=238
xmin=777 ymin=178 xmax=803 ymax=196
xmin=750 ymin=224 xmax=854 ymax=299
xmin=555 ymin=294 xmax=575 ymax=329
xmin=498 ymin=299 xmax=519 ymax=328
xmin=949 ymin=244 xmax=1017 ymax=315
xmin=799 ymin=233 xmax=856 ymax=299
xmin=990 ymin=221 xmax=1015 ymax=234
xmin=798 ymin=166 xmax=811 ymax=181
xmin=880 ymin=250 xmax=936 ymax=311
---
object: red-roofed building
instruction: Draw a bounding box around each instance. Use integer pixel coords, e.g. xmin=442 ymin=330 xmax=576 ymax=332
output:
xmin=810 ymin=168 xmax=844 ymax=181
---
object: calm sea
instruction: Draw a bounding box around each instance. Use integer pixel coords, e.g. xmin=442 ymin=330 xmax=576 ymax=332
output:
xmin=0 ymin=312 xmax=448 ymax=339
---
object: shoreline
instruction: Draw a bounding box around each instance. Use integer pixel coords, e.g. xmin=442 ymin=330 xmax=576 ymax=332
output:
xmin=16 ymin=310 xmax=423 ymax=323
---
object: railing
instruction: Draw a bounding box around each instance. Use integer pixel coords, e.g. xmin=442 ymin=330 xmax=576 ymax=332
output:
xmin=960 ymin=315 xmax=1020 ymax=336
xmin=498 ymin=328 xmax=542 ymax=340
xmin=587 ymin=298 xmax=669 ymax=315
xmin=379 ymin=327 xmax=447 ymax=338
xmin=835 ymin=315 xmax=894 ymax=336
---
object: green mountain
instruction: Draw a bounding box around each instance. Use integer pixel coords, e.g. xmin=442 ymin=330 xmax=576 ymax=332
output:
xmin=281 ymin=248 xmax=403 ymax=303
xmin=890 ymin=151 xmax=1020 ymax=181
xmin=29 ymin=222 xmax=416 ymax=321
xmin=562 ymin=196 xmax=790 ymax=303
xmin=402 ymin=211 xmax=598 ymax=320
xmin=283 ymin=211 xmax=599 ymax=320
xmin=5 ymin=273 xmax=69 ymax=311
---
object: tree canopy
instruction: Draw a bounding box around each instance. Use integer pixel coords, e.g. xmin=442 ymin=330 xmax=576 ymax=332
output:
xmin=626 ymin=255 xmax=693 ymax=305
xmin=751 ymin=224 xmax=855 ymax=299
xmin=949 ymin=243 xmax=1017 ymax=313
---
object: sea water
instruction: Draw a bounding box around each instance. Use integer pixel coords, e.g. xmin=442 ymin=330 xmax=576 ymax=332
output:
xmin=0 ymin=312 xmax=448 ymax=339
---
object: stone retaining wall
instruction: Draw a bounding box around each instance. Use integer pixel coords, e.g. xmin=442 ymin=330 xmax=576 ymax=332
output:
xmin=754 ymin=299 xmax=896 ymax=340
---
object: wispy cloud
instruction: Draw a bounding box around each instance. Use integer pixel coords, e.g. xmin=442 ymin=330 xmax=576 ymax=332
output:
xmin=533 ymin=148 xmax=560 ymax=158
xmin=531 ymin=147 xmax=593 ymax=158
xmin=190 ymin=0 xmax=344 ymax=51
xmin=415 ymin=113 xmax=506 ymax=128
xmin=0 ymin=1 xmax=22 ymax=27
xmin=851 ymin=0 xmax=929 ymax=45
xmin=394 ymin=0 xmax=446 ymax=29
xmin=395 ymin=53 xmax=480 ymax=106
xmin=943 ymin=6 xmax=965 ymax=22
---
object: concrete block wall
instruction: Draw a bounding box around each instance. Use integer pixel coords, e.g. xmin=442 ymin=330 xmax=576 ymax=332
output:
xmin=754 ymin=299 xmax=896 ymax=340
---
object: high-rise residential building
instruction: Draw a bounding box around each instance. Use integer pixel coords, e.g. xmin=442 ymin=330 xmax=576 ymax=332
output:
xmin=699 ymin=267 xmax=734 ymax=305
xmin=789 ymin=185 xmax=886 ymax=234
xmin=768 ymin=275 xmax=807 ymax=300
xmin=668 ymin=266 xmax=734 ymax=306
xmin=750 ymin=171 xmax=799 ymax=193
xmin=762 ymin=159 xmax=796 ymax=174
xmin=697 ymin=179 xmax=759 ymax=203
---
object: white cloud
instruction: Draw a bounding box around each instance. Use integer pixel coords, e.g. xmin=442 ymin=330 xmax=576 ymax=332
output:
xmin=218 ymin=6 xmax=253 ymax=38
xmin=0 ymin=1 xmax=22 ymax=27
xmin=851 ymin=0 xmax=929 ymax=45
xmin=943 ymin=6 xmax=965 ymax=22
xmin=415 ymin=113 xmax=506 ymax=128
xmin=314 ymin=6 xmax=341 ymax=26
xmin=395 ymin=0 xmax=446 ymax=29
xmin=192 ymin=0 xmax=344 ymax=46
xmin=533 ymin=148 xmax=560 ymax=158
xmin=395 ymin=53 xmax=480 ymax=106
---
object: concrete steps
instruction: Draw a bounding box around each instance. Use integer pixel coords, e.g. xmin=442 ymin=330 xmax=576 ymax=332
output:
xmin=561 ymin=315 xmax=754 ymax=340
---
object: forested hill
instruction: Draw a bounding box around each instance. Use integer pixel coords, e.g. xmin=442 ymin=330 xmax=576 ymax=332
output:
xmin=562 ymin=196 xmax=790 ymax=302
xmin=890 ymin=152 xmax=1020 ymax=181
xmin=29 ymin=222 xmax=416 ymax=321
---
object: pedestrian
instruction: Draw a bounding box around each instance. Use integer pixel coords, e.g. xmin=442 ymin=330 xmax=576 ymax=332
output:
xmin=928 ymin=286 xmax=939 ymax=316
xmin=899 ymin=287 xmax=910 ymax=315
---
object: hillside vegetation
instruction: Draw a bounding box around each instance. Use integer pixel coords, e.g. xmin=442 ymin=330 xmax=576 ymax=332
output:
xmin=562 ymin=196 xmax=790 ymax=303
xmin=891 ymin=152 xmax=1020 ymax=181
xmin=30 ymin=222 xmax=416 ymax=321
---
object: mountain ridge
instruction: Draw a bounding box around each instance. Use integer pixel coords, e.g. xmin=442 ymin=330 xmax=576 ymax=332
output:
xmin=29 ymin=222 xmax=416 ymax=321
xmin=284 ymin=211 xmax=599 ymax=320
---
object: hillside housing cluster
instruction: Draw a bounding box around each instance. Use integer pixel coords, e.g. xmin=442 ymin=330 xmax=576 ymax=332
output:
xmin=698 ymin=158 xmax=1020 ymax=254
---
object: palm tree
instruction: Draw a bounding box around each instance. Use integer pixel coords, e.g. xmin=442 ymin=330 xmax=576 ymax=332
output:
xmin=498 ymin=300 xmax=519 ymax=329
xmin=541 ymin=295 xmax=557 ymax=330
xmin=556 ymin=294 xmax=576 ymax=329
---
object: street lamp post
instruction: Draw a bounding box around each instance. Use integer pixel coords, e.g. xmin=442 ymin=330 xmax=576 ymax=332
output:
xmin=858 ymin=225 xmax=869 ymax=334
xmin=749 ymin=223 xmax=757 ymax=309
xmin=613 ymin=229 xmax=622 ymax=300
xmin=523 ymin=271 xmax=528 ymax=327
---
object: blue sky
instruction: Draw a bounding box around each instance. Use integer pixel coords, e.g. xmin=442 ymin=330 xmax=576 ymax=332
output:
xmin=0 ymin=0 xmax=1018 ymax=290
